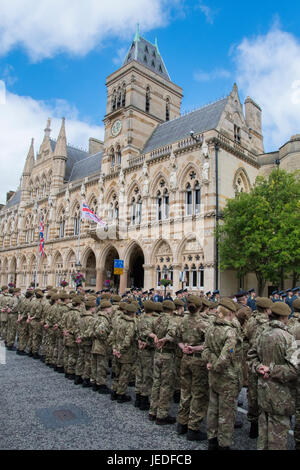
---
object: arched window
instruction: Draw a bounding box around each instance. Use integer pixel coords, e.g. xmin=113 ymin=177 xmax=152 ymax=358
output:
xmin=191 ymin=264 xmax=197 ymax=288
xmin=131 ymin=197 xmax=136 ymax=225
xmin=198 ymin=264 xmax=204 ymax=289
xmin=184 ymin=264 xmax=190 ymax=288
xmin=194 ymin=181 xmax=201 ymax=214
xmin=116 ymin=146 xmax=121 ymax=165
xmin=74 ymin=205 xmax=81 ymax=236
xmin=110 ymin=148 xmax=115 ymax=167
xmin=145 ymin=87 xmax=150 ymax=113
xmin=137 ymin=195 xmax=142 ymax=225
xmin=185 ymin=183 xmax=192 ymax=215
xmin=156 ymin=265 xmax=161 ymax=286
xmin=114 ymin=201 xmax=119 ymax=220
xmin=117 ymin=87 xmax=121 ymax=108
xmin=163 ymin=188 xmax=169 ymax=219
xmin=122 ymin=84 xmax=126 ymax=107
xmin=112 ymin=90 xmax=117 ymax=111
xmin=156 ymin=190 xmax=162 ymax=221
xmin=166 ymin=98 xmax=170 ymax=121
xmin=59 ymin=211 xmax=66 ymax=238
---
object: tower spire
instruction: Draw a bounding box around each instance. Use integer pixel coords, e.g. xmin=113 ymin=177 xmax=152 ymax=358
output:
xmin=155 ymin=37 xmax=160 ymax=55
xmin=23 ymin=138 xmax=35 ymax=174
xmin=44 ymin=117 xmax=51 ymax=138
xmin=134 ymin=23 xmax=140 ymax=42
xmin=54 ymin=117 xmax=67 ymax=158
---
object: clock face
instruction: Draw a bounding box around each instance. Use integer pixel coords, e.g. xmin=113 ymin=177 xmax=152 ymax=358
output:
xmin=111 ymin=120 xmax=122 ymax=137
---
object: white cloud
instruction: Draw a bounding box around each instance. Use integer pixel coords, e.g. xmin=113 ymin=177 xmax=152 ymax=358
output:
xmin=194 ymin=67 xmax=231 ymax=82
xmin=234 ymin=27 xmax=300 ymax=151
xmin=0 ymin=91 xmax=104 ymax=205
xmin=0 ymin=0 xmax=175 ymax=61
xmin=196 ymin=2 xmax=218 ymax=24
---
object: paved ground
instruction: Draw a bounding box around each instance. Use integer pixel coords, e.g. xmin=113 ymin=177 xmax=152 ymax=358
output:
xmin=0 ymin=342 xmax=295 ymax=450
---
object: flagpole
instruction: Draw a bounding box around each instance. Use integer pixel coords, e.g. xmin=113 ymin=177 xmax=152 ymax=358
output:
xmin=34 ymin=207 xmax=40 ymax=289
xmin=76 ymin=201 xmax=82 ymax=268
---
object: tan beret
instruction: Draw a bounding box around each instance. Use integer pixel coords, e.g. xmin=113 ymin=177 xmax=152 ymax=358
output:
xmin=174 ymin=299 xmax=184 ymax=307
xmin=71 ymin=296 xmax=82 ymax=305
xmin=101 ymin=293 xmax=111 ymax=300
xmin=46 ymin=285 xmax=53 ymax=291
xmin=256 ymin=297 xmax=272 ymax=309
xmin=144 ymin=300 xmax=155 ymax=312
xmin=162 ymin=300 xmax=175 ymax=311
xmin=153 ymin=302 xmax=163 ymax=312
xmin=271 ymin=302 xmax=291 ymax=317
xmin=202 ymin=298 xmax=211 ymax=308
xmin=209 ymin=301 xmax=218 ymax=308
xmin=85 ymin=299 xmax=96 ymax=308
xmin=111 ymin=295 xmax=121 ymax=303
xmin=125 ymin=303 xmax=138 ymax=313
xmin=292 ymin=298 xmax=300 ymax=311
xmin=59 ymin=292 xmax=69 ymax=300
xmin=187 ymin=295 xmax=202 ymax=307
xmin=119 ymin=302 xmax=127 ymax=310
xmin=35 ymin=289 xmax=44 ymax=297
xmin=51 ymin=293 xmax=61 ymax=301
xmin=14 ymin=288 xmax=21 ymax=293
xmin=100 ymin=300 xmax=112 ymax=309
xmin=218 ymin=297 xmax=237 ymax=313
xmin=1 ymin=285 xmax=8 ymax=290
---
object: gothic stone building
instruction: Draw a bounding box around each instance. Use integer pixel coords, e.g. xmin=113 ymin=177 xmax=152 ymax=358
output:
xmin=0 ymin=31 xmax=299 ymax=295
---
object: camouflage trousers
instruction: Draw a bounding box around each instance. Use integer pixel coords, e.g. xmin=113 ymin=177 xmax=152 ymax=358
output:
xmin=174 ymin=353 xmax=182 ymax=392
xmin=177 ymin=355 xmax=209 ymax=431
xmin=6 ymin=315 xmax=18 ymax=347
xmin=207 ymin=374 xmax=240 ymax=447
xmin=31 ymin=321 xmax=43 ymax=354
xmin=135 ymin=350 xmax=143 ymax=394
xmin=91 ymin=353 xmax=108 ymax=386
xmin=0 ymin=320 xmax=8 ymax=341
xmin=75 ymin=346 xmax=85 ymax=377
xmin=64 ymin=345 xmax=79 ymax=375
xmin=295 ymin=374 xmax=300 ymax=451
xmin=258 ymin=411 xmax=290 ymax=450
xmin=16 ymin=321 xmax=28 ymax=351
xmin=27 ymin=322 xmax=33 ymax=353
xmin=45 ymin=330 xmax=56 ymax=364
xmin=112 ymin=359 xmax=133 ymax=395
xmin=137 ymin=348 xmax=154 ymax=397
xmin=247 ymin=369 xmax=259 ymax=423
xmin=40 ymin=328 xmax=47 ymax=357
xmin=82 ymin=345 xmax=92 ymax=380
xmin=53 ymin=332 xmax=64 ymax=367
xmin=149 ymin=351 xmax=175 ymax=420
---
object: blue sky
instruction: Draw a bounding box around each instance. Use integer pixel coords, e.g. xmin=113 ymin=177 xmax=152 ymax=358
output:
xmin=0 ymin=0 xmax=300 ymax=203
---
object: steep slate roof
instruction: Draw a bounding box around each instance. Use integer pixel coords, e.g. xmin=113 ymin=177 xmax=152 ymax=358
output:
xmin=68 ymin=152 xmax=103 ymax=182
xmin=50 ymin=139 xmax=90 ymax=181
xmin=142 ymin=97 xmax=228 ymax=154
xmin=123 ymin=35 xmax=170 ymax=81
xmin=5 ymin=190 xmax=21 ymax=209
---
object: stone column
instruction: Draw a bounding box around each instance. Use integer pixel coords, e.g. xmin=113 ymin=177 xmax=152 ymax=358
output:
xmin=96 ymin=269 xmax=105 ymax=291
xmin=172 ymin=263 xmax=182 ymax=293
xmin=143 ymin=264 xmax=154 ymax=291
xmin=119 ymin=268 xmax=128 ymax=294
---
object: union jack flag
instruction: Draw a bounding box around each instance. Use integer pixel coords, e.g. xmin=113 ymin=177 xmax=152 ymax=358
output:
xmin=82 ymin=201 xmax=106 ymax=227
xmin=39 ymin=217 xmax=45 ymax=256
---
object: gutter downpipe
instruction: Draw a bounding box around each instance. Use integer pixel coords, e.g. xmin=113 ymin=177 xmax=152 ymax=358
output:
xmin=215 ymin=143 xmax=219 ymax=291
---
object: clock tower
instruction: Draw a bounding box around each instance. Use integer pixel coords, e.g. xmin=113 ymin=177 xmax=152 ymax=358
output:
xmin=101 ymin=25 xmax=183 ymax=174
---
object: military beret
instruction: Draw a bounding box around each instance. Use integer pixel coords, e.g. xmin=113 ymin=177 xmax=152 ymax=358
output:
xmin=209 ymin=301 xmax=218 ymax=308
xmin=119 ymin=302 xmax=127 ymax=310
xmin=281 ymin=294 xmax=287 ymax=298
xmin=51 ymin=293 xmax=61 ymax=301
xmin=162 ymin=300 xmax=175 ymax=311
xmin=100 ymin=300 xmax=112 ymax=309
xmin=212 ymin=290 xmax=220 ymax=295
xmin=271 ymin=302 xmax=291 ymax=317
xmin=144 ymin=300 xmax=155 ymax=312
xmin=256 ymin=297 xmax=272 ymax=309
xmin=278 ymin=291 xmax=284 ymax=295
xmin=292 ymin=298 xmax=300 ymax=311
xmin=248 ymin=288 xmax=255 ymax=294
xmin=175 ymin=290 xmax=182 ymax=296
xmin=86 ymin=295 xmax=96 ymax=301
xmin=206 ymin=291 xmax=211 ymax=296
xmin=85 ymin=299 xmax=96 ymax=308
xmin=187 ymin=295 xmax=202 ymax=307
xmin=235 ymin=290 xmax=248 ymax=298
xmin=111 ymin=295 xmax=121 ymax=303
xmin=218 ymin=297 xmax=237 ymax=313
xmin=272 ymin=291 xmax=278 ymax=296
xmin=153 ymin=302 xmax=163 ymax=312
xmin=46 ymin=285 xmax=53 ymax=291
xmin=125 ymin=303 xmax=138 ymax=313
xmin=71 ymin=295 xmax=82 ymax=305
xmin=14 ymin=288 xmax=21 ymax=293
xmin=101 ymin=293 xmax=111 ymax=300
xmin=35 ymin=289 xmax=44 ymax=297
xmin=59 ymin=292 xmax=69 ymax=300
xmin=285 ymin=288 xmax=292 ymax=293
xmin=202 ymin=298 xmax=211 ymax=308
xmin=69 ymin=290 xmax=76 ymax=295
xmin=132 ymin=300 xmax=139 ymax=307
xmin=26 ymin=290 xmax=34 ymax=296
xmin=78 ymin=294 xmax=85 ymax=300
xmin=174 ymin=299 xmax=184 ymax=307
xmin=1 ymin=285 xmax=8 ymax=290
xmin=292 ymin=287 xmax=300 ymax=292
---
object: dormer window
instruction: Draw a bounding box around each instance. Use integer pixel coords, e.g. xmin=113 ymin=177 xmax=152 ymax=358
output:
xmin=143 ymin=55 xmax=147 ymax=63
xmin=145 ymin=87 xmax=150 ymax=113
xmin=234 ymin=124 xmax=241 ymax=143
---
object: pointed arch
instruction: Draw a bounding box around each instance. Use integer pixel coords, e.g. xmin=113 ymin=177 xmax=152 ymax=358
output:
xmin=233 ymin=167 xmax=251 ymax=194
xmin=178 ymin=162 xmax=201 ymax=188
xmin=149 ymin=170 xmax=169 ymax=195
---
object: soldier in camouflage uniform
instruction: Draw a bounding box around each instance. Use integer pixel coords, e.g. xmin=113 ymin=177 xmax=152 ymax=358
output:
xmin=44 ymin=293 xmax=60 ymax=367
xmin=247 ymin=301 xmax=298 ymax=450
xmin=245 ymin=297 xmax=272 ymax=439
xmin=89 ymin=300 xmax=112 ymax=393
xmin=294 ymin=311 xmax=300 ymax=451
xmin=235 ymin=291 xmax=252 ymax=388
xmin=62 ymin=295 xmax=82 ymax=379
xmin=135 ymin=300 xmax=158 ymax=410
xmin=176 ymin=295 xmax=208 ymax=441
xmin=148 ymin=300 xmax=178 ymax=425
xmin=172 ymin=299 xmax=185 ymax=404
xmin=28 ymin=289 xmax=45 ymax=359
xmin=76 ymin=297 xmax=96 ymax=387
xmin=206 ymin=301 xmax=218 ymax=326
xmin=287 ymin=298 xmax=300 ymax=338
xmin=202 ymin=297 xmax=243 ymax=450
xmin=6 ymin=288 xmax=21 ymax=350
xmin=0 ymin=286 xmax=10 ymax=342
xmin=110 ymin=303 xmax=137 ymax=403
xmin=16 ymin=290 xmax=34 ymax=354
xmin=41 ymin=290 xmax=54 ymax=364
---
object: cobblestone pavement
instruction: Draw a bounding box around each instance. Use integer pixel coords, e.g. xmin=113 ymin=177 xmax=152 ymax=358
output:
xmin=0 ymin=344 xmax=295 ymax=450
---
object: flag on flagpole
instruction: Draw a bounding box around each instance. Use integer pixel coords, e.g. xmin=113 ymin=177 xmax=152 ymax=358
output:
xmin=82 ymin=201 xmax=107 ymax=227
xmin=39 ymin=217 xmax=45 ymax=256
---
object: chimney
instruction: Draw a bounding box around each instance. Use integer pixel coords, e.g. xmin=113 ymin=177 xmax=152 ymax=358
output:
xmin=6 ymin=191 xmax=15 ymax=203
xmin=244 ymin=97 xmax=262 ymax=136
xmin=89 ymin=138 xmax=104 ymax=155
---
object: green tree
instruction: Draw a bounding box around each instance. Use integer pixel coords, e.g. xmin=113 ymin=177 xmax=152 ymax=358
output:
xmin=218 ymin=169 xmax=300 ymax=295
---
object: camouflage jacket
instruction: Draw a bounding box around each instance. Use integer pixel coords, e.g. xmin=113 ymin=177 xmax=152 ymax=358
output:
xmin=247 ymin=320 xmax=298 ymax=416
xmin=29 ymin=298 xmax=44 ymax=323
xmin=152 ymin=312 xmax=178 ymax=353
xmin=77 ymin=311 xmax=95 ymax=346
xmin=111 ymin=313 xmax=136 ymax=363
xmin=0 ymin=294 xmax=11 ymax=321
xmin=176 ymin=312 xmax=207 ymax=358
xmin=62 ymin=306 xmax=81 ymax=347
xmin=287 ymin=313 xmax=300 ymax=339
xmin=136 ymin=313 xmax=156 ymax=349
xmin=88 ymin=312 xmax=111 ymax=355
xmin=202 ymin=317 xmax=243 ymax=386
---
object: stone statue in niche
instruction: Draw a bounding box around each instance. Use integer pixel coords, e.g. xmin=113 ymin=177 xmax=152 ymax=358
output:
xmin=202 ymin=158 xmax=210 ymax=181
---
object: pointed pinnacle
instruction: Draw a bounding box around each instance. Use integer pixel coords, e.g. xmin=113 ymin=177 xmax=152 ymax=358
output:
xmin=54 ymin=117 xmax=67 ymax=158
xmin=155 ymin=37 xmax=160 ymax=55
xmin=134 ymin=23 xmax=140 ymax=42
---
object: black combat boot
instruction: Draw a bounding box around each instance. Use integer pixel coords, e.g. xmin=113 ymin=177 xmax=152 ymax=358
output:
xmin=208 ymin=437 xmax=219 ymax=450
xmin=173 ymin=390 xmax=181 ymax=403
xmin=65 ymin=372 xmax=70 ymax=378
xmin=111 ymin=391 xmax=118 ymax=401
xmin=68 ymin=373 xmax=75 ymax=380
xmin=98 ymin=384 xmax=110 ymax=394
xmin=28 ymin=351 xmax=33 ymax=357
xmin=134 ymin=393 xmax=141 ymax=408
xmin=249 ymin=422 xmax=259 ymax=439
xmin=74 ymin=375 xmax=83 ymax=385
xmin=92 ymin=383 xmax=99 ymax=392
xmin=40 ymin=356 xmax=45 ymax=362
xmin=187 ymin=429 xmax=207 ymax=441
xmin=139 ymin=396 xmax=150 ymax=411
xmin=234 ymin=418 xmax=243 ymax=429
xmin=176 ymin=423 xmax=188 ymax=435
xmin=148 ymin=413 xmax=156 ymax=421
xmin=218 ymin=446 xmax=231 ymax=450
xmin=117 ymin=394 xmax=132 ymax=403
xmin=155 ymin=416 xmax=176 ymax=425
xmin=56 ymin=366 xmax=64 ymax=373
xmin=6 ymin=345 xmax=13 ymax=351
xmin=82 ymin=378 xmax=91 ymax=387
xmin=33 ymin=353 xmax=40 ymax=360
